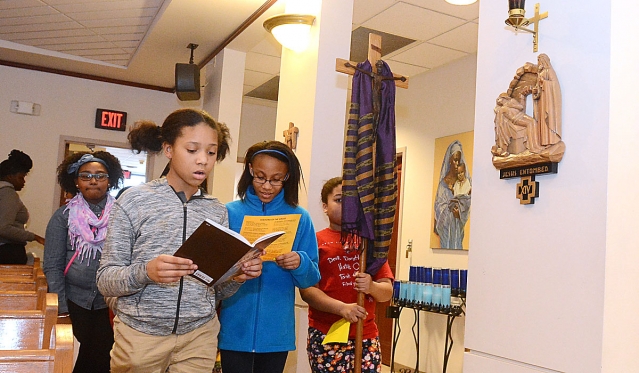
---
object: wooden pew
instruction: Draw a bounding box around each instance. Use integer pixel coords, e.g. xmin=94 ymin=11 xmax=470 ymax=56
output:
xmin=0 ymin=268 xmax=47 ymax=292
xmin=0 ymin=260 xmax=48 ymax=310
xmin=0 ymin=293 xmax=58 ymax=350
xmin=0 ymin=323 xmax=74 ymax=373
xmin=0 ymin=282 xmax=48 ymax=311
xmin=0 ymin=264 xmax=45 ymax=279
xmin=0 ymin=267 xmax=73 ymax=373
xmin=0 ymin=257 xmax=41 ymax=276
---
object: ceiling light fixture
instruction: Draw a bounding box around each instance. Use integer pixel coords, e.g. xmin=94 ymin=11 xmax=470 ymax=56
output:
xmin=263 ymin=14 xmax=316 ymax=52
xmin=505 ymin=1 xmax=548 ymax=52
xmin=445 ymin=0 xmax=477 ymax=5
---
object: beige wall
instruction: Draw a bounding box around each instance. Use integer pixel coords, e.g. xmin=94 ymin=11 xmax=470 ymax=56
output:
xmin=239 ymin=97 xmax=278 ymax=163
xmin=465 ymin=0 xmax=617 ymax=372
xmin=392 ymin=53 xmax=477 ymax=373
xmin=603 ymin=1 xmax=639 ymax=371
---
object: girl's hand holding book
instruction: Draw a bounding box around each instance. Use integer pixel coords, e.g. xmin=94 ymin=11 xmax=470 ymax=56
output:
xmin=146 ymin=254 xmax=197 ymax=283
xmin=234 ymin=256 xmax=264 ymax=282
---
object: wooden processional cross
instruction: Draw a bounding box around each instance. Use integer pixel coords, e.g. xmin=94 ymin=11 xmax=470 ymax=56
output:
xmin=335 ymin=33 xmax=408 ymax=373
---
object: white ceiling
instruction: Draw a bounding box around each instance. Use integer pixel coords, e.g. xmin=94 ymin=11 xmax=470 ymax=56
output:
xmin=0 ymin=0 xmax=479 ymax=99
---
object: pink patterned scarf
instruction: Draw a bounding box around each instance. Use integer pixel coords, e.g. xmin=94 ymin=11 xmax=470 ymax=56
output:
xmin=64 ymin=193 xmax=114 ymax=273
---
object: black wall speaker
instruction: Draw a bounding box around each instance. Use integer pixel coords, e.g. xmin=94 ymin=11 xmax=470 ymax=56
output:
xmin=175 ymin=63 xmax=200 ymax=101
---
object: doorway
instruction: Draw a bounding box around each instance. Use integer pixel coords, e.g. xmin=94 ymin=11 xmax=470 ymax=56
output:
xmin=54 ymin=136 xmax=154 ymax=210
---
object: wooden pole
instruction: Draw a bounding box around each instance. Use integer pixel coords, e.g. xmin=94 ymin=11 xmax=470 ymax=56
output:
xmin=354 ymin=241 xmax=367 ymax=373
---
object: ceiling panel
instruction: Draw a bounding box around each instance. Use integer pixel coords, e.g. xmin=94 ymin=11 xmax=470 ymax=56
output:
xmin=0 ymin=14 xmax=70 ymax=26
xmin=1 ymin=29 xmax=93 ymax=43
xmin=49 ymin=37 xmax=108 ymax=47
xmin=69 ymin=9 xmax=159 ymax=22
xmin=350 ymin=26 xmax=415 ymax=62
xmin=79 ymin=17 xmax=154 ymax=28
xmin=246 ymin=76 xmax=279 ymax=101
xmin=385 ymin=59 xmax=429 ymax=77
xmin=102 ymin=33 xmax=145 ymax=42
xmin=53 ymin=0 xmax=165 ymax=12
xmin=391 ymin=41 xmax=467 ymax=69
xmin=244 ymin=69 xmax=275 ymax=89
xmin=112 ymin=41 xmax=142 ymax=49
xmin=91 ymin=25 xmax=149 ymax=34
xmin=0 ymin=22 xmax=84 ymax=35
xmin=249 ymin=37 xmax=282 ymax=58
xmin=243 ymin=84 xmax=257 ymax=95
xmin=428 ymin=22 xmax=479 ymax=53
xmin=0 ymin=0 xmax=44 ymax=10
xmin=246 ymin=52 xmax=281 ymax=76
xmin=46 ymin=42 xmax=117 ymax=51
xmin=352 ymin=0 xmax=395 ymax=25
xmin=0 ymin=6 xmax=58 ymax=17
xmin=401 ymin=0 xmax=480 ymax=20
xmin=362 ymin=2 xmax=467 ymax=41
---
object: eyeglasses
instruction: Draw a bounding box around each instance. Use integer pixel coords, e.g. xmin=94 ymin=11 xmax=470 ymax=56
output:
xmin=77 ymin=172 xmax=109 ymax=182
xmin=252 ymin=174 xmax=288 ymax=187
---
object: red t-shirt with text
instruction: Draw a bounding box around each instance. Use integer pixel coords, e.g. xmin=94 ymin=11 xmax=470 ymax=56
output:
xmin=307 ymin=228 xmax=394 ymax=339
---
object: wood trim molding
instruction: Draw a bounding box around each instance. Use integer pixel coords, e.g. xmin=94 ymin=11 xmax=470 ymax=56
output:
xmin=0 ymin=60 xmax=173 ymax=93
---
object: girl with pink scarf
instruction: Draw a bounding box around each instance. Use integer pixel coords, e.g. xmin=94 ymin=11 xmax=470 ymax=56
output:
xmin=43 ymin=151 xmax=124 ymax=373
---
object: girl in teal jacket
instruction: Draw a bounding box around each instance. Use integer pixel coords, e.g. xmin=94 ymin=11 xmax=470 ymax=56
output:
xmin=219 ymin=141 xmax=320 ymax=373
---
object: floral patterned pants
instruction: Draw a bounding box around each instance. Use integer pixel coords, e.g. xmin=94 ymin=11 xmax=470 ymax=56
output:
xmin=306 ymin=327 xmax=382 ymax=373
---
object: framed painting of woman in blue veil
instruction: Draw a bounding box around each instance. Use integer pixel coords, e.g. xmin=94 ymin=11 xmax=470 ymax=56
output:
xmin=430 ymin=131 xmax=474 ymax=250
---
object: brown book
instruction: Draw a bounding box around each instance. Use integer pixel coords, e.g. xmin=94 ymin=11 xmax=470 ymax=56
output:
xmin=173 ymin=219 xmax=284 ymax=286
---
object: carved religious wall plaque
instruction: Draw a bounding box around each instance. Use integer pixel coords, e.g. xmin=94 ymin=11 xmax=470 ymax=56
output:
xmin=491 ymin=54 xmax=564 ymax=204
xmin=283 ymin=122 xmax=299 ymax=150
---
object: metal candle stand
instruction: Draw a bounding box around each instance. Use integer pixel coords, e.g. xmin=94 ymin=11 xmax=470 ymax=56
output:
xmin=387 ymin=268 xmax=467 ymax=373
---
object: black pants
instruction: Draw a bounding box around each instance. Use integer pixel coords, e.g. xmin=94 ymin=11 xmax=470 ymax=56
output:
xmin=220 ymin=350 xmax=288 ymax=373
xmin=0 ymin=243 xmax=27 ymax=264
xmin=67 ymin=300 xmax=114 ymax=373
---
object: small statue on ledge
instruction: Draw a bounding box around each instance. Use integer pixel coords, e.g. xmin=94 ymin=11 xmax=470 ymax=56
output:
xmin=491 ymin=54 xmax=565 ymax=169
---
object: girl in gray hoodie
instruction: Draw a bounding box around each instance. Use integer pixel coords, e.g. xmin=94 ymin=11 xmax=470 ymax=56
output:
xmin=97 ymin=109 xmax=263 ymax=373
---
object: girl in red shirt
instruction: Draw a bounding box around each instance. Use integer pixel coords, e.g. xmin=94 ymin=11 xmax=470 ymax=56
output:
xmin=300 ymin=177 xmax=394 ymax=373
